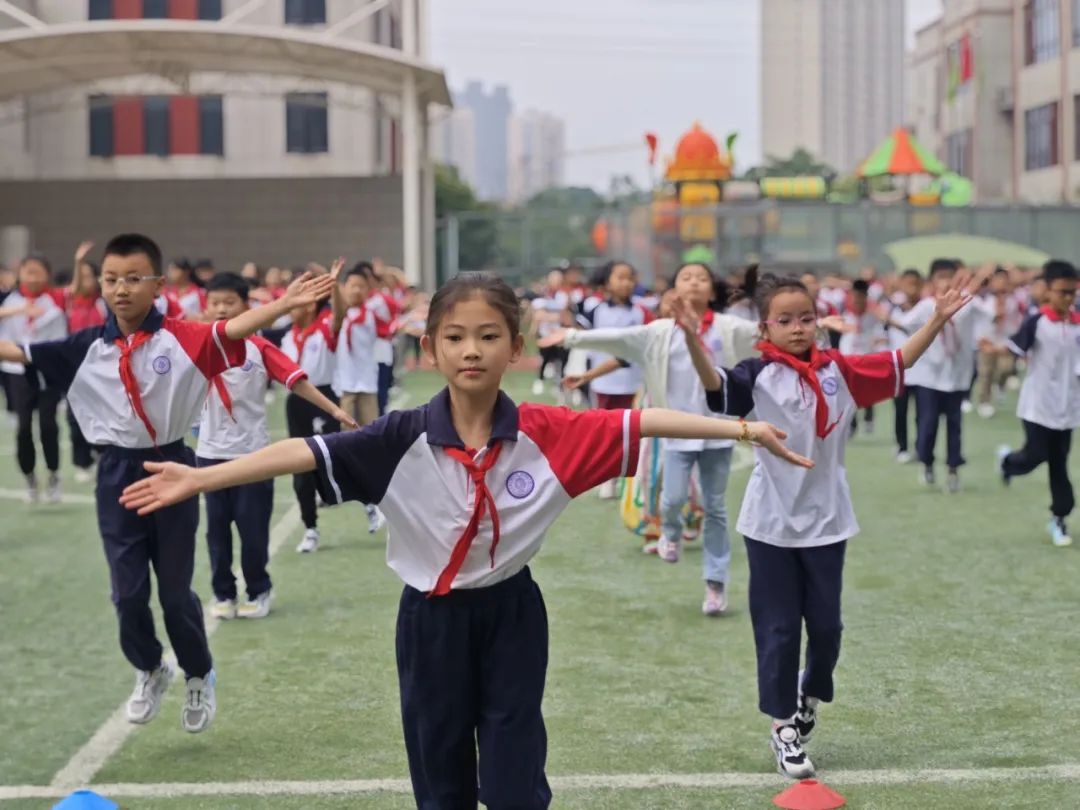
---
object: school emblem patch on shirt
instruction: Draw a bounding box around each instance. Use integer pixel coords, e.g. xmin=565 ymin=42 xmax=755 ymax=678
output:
xmin=152 ymin=355 xmax=171 ymax=375
xmin=241 ymin=359 xmax=254 ymax=372
xmin=506 ymin=470 xmax=535 ymax=499
xmin=821 ymin=377 xmax=839 ymax=396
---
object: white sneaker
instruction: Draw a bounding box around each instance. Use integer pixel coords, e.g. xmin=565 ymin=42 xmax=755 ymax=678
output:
xmin=961 ymin=399 xmax=974 ymax=414
xmin=570 ymin=389 xmax=585 ymax=408
xmin=531 ymin=379 xmax=545 ymax=396
xmin=1048 ymin=517 xmax=1073 ymax=547
xmin=126 ymin=661 xmax=174 ymax=724
xmin=864 ymin=420 xmax=875 ymax=435
xmin=771 ymin=723 xmax=815 ymax=779
xmin=597 ymin=480 xmax=618 ymax=500
xmin=238 ymin=589 xmax=274 ymax=619
xmin=209 ymin=599 xmax=237 ymax=620
xmin=366 ymin=505 xmax=386 ymax=534
xmin=656 ymin=535 xmax=681 ymax=563
xmin=977 ymin=403 xmax=996 ymax=419
xmin=25 ymin=474 xmax=38 ymax=504
xmin=182 ymin=670 xmax=216 ymax=733
xmin=946 ymin=470 xmax=961 ymax=494
xmin=1005 ymin=375 xmax=1021 ymax=391
xmin=46 ymin=473 xmax=61 ymax=504
xmin=702 ymin=582 xmax=727 ymax=616
xmin=296 ymin=528 xmax=319 ymax=553
xmin=73 ymin=467 xmax=94 ymax=484
xmin=895 ymin=450 xmax=912 ymax=465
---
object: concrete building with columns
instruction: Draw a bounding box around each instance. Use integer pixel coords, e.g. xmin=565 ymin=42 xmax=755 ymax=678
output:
xmin=0 ymin=0 xmax=449 ymax=286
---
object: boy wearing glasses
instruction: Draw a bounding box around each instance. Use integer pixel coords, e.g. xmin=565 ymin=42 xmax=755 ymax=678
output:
xmin=0 ymin=234 xmax=335 ymax=733
xmin=991 ymin=260 xmax=1080 ymax=547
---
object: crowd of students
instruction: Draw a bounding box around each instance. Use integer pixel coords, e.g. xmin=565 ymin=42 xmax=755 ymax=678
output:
xmin=1 ymin=238 xmax=1077 ymax=803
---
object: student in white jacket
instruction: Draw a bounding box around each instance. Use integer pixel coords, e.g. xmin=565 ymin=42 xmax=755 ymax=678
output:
xmin=540 ymin=263 xmax=761 ymax=616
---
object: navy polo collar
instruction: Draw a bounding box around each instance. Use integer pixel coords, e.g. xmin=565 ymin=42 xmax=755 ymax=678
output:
xmin=425 ymin=387 xmax=520 ymax=449
xmin=102 ymin=305 xmax=164 ymax=343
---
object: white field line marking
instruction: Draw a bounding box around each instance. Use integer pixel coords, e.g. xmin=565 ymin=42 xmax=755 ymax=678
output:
xmin=0 ymin=488 xmax=95 ymax=504
xmin=48 ymin=505 xmax=302 ymax=791
xmin=9 ymin=762 xmax=1080 ymax=801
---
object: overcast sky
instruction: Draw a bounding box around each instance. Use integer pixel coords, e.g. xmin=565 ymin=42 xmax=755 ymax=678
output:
xmin=429 ymin=0 xmax=945 ymax=192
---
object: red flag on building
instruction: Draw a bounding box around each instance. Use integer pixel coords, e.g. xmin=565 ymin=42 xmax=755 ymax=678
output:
xmin=644 ymin=132 xmax=658 ymax=165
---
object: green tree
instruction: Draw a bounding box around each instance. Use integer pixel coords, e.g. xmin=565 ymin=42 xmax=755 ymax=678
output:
xmin=436 ymin=164 xmax=497 ymax=275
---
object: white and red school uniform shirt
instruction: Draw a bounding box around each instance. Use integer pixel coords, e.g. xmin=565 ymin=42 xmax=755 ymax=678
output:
xmin=166 ymin=284 xmax=206 ymax=318
xmin=367 ymin=290 xmax=397 ymax=367
xmin=532 ymin=290 xmax=569 ymax=338
xmin=23 ymin=307 xmax=245 ymax=448
xmin=334 ymin=303 xmax=390 ymax=394
xmin=1008 ymin=307 xmax=1080 ymax=430
xmin=307 ymin=388 xmax=641 ymax=593
xmin=198 ymin=337 xmax=307 ymax=459
xmin=0 ymin=287 xmax=68 ymax=375
xmin=974 ymin=293 xmax=1025 ymax=347
xmin=666 ymin=310 xmax=734 ymax=452
xmin=154 ymin=294 xmax=184 ymax=319
xmin=709 ymin=345 xmax=904 ymax=547
xmin=580 ymin=298 xmax=652 ymax=396
xmin=838 ymin=309 xmax=887 ymax=356
xmin=894 ymin=296 xmax=986 ymax=392
xmin=281 ymin=309 xmax=337 ymax=388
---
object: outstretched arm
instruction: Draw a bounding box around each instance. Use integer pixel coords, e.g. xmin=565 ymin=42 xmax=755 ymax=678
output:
xmin=640 ymin=408 xmax=813 ymax=469
xmin=223 ymin=270 xmax=336 ymax=340
xmin=562 ymin=356 xmax=624 ymax=390
xmin=329 ymin=257 xmax=348 ymax=334
xmin=897 ymin=272 xmax=974 ymax=369
xmin=292 ymin=378 xmax=359 ymax=429
xmin=120 ymin=438 xmax=316 ymax=515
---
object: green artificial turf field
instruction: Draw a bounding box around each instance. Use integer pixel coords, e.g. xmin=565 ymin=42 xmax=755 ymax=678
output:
xmin=1 ymin=369 xmax=1078 ymax=809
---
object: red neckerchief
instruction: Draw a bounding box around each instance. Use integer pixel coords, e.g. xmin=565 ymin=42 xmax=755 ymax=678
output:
xmin=343 ymin=305 xmax=367 ymax=351
xmin=18 ymin=284 xmax=43 ymax=326
xmin=211 ymin=376 xmax=236 ymax=421
xmin=291 ymin=317 xmax=323 ymax=360
xmin=429 ymin=442 xmax=504 ymax=597
xmin=757 ymin=340 xmax=841 ymax=439
xmin=697 ymin=308 xmax=715 ymax=337
xmin=1041 ymin=305 xmax=1080 ymax=324
xmin=114 ymin=330 xmax=158 ymax=445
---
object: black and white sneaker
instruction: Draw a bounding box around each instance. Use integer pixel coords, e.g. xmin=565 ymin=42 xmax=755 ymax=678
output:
xmin=794 ymin=694 xmax=817 ymax=743
xmin=770 ymin=723 xmax=815 ymax=779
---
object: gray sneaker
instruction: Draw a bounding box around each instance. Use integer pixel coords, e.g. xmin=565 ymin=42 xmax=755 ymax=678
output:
xmin=238 ymin=589 xmax=274 ymax=619
xmin=46 ymin=473 xmax=61 ymax=504
xmin=182 ymin=670 xmax=217 ymax=733
xmin=126 ymin=661 xmax=175 ymax=724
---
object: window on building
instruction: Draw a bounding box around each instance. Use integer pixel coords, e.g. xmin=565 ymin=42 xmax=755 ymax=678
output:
xmin=1074 ymin=0 xmax=1080 ymax=46
xmin=1074 ymin=95 xmax=1080 ymax=160
xmin=284 ymin=0 xmax=325 ymax=25
xmin=88 ymin=96 xmax=114 ymax=157
xmin=198 ymin=0 xmax=222 ymax=19
xmin=88 ymin=0 xmax=112 ymax=19
xmin=286 ymin=92 xmax=329 ymax=154
xmin=1025 ymin=102 xmax=1059 ymax=170
xmin=199 ymin=96 xmax=224 ymax=155
xmin=945 ymin=129 xmax=973 ymax=178
xmin=143 ymin=0 xmax=168 ymax=18
xmin=1025 ymin=0 xmax=1060 ymax=65
xmin=144 ymin=96 xmax=170 ymax=156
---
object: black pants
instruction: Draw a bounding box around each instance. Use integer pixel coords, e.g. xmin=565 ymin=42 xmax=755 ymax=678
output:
xmin=894 ymin=386 xmax=915 ymax=453
xmin=8 ymin=372 xmax=60 ymax=476
xmin=1004 ymin=421 xmax=1075 ymax=519
xmin=197 ymin=456 xmax=274 ymax=602
xmin=537 ymin=346 xmax=567 ymax=381
xmin=96 ymin=441 xmax=211 ymax=678
xmin=745 ymin=537 xmax=846 ymax=720
xmin=915 ymin=387 xmax=965 ymax=469
xmin=378 ymin=362 xmax=393 ymax=416
xmin=397 ymin=567 xmax=551 ymax=809
xmin=68 ymin=404 xmax=95 ymax=470
xmin=285 ymin=385 xmax=339 ymax=530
